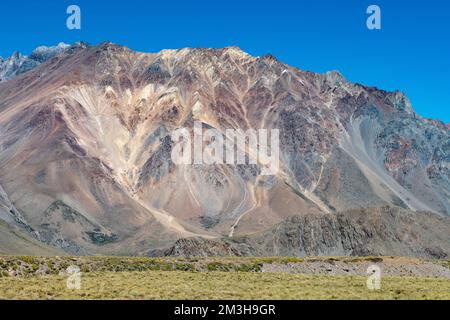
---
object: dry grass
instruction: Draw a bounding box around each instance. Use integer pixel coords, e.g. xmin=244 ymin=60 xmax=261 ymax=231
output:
xmin=0 ymin=255 xmax=424 ymax=277
xmin=1 ymin=256 xmax=449 ymax=300
xmin=0 ymin=270 xmax=449 ymax=300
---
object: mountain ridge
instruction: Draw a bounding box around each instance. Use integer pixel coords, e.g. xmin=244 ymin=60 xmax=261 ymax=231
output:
xmin=2 ymin=42 xmax=447 ymax=125
xmin=0 ymin=42 xmax=448 ymax=257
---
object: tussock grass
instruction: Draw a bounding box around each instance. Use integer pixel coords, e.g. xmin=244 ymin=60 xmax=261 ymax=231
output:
xmin=0 ymin=256 xmax=449 ymax=299
xmin=0 ymin=271 xmax=449 ymax=300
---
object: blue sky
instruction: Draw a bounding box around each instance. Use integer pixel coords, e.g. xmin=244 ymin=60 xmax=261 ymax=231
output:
xmin=0 ymin=0 xmax=448 ymax=122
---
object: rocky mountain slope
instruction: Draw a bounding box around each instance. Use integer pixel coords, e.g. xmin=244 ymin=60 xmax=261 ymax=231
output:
xmin=0 ymin=43 xmax=70 ymax=83
xmin=0 ymin=42 xmax=448 ymax=257
xmin=162 ymin=206 xmax=450 ymax=258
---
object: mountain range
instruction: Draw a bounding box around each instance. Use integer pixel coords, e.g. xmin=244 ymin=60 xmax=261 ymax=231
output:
xmin=0 ymin=42 xmax=449 ymax=257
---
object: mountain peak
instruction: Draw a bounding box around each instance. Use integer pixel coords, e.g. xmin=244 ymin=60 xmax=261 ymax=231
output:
xmin=223 ymin=45 xmax=243 ymax=51
xmin=11 ymin=51 xmax=23 ymax=60
xmin=324 ymin=70 xmax=346 ymax=85
xmin=261 ymin=53 xmax=278 ymax=61
xmin=222 ymin=46 xmax=252 ymax=60
xmin=31 ymin=42 xmax=69 ymax=55
xmin=0 ymin=42 xmax=71 ymax=83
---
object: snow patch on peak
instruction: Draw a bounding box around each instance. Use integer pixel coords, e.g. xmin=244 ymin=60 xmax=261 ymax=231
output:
xmin=33 ymin=42 xmax=69 ymax=54
xmin=0 ymin=43 xmax=71 ymax=83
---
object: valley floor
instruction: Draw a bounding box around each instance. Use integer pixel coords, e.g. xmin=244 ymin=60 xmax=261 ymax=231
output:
xmin=0 ymin=256 xmax=449 ymax=300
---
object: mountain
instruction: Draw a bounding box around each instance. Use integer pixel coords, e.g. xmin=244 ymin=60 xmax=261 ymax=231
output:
xmin=161 ymin=206 xmax=450 ymax=258
xmin=0 ymin=42 xmax=448 ymax=257
xmin=0 ymin=43 xmax=70 ymax=83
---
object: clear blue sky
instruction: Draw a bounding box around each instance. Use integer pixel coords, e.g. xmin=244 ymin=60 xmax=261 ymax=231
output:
xmin=0 ymin=0 xmax=448 ymax=122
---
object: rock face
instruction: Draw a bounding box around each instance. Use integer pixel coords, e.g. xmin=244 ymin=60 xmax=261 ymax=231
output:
xmin=156 ymin=207 xmax=450 ymax=259
xmin=243 ymin=206 xmax=450 ymax=258
xmin=153 ymin=238 xmax=254 ymax=258
xmin=0 ymin=43 xmax=70 ymax=83
xmin=0 ymin=42 xmax=448 ymax=257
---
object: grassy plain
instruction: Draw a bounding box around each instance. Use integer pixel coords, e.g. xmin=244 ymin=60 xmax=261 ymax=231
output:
xmin=0 ymin=256 xmax=449 ymax=300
